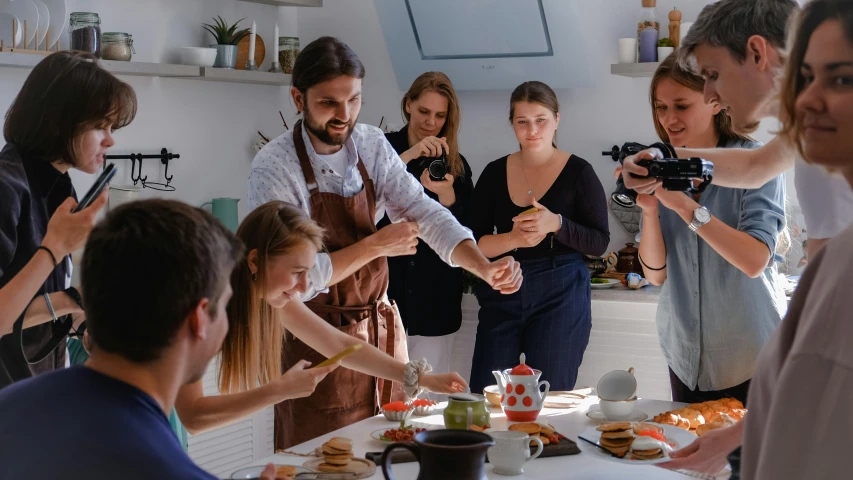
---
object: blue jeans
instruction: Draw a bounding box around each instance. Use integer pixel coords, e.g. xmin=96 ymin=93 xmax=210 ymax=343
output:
xmin=469 ymin=253 xmax=592 ymax=392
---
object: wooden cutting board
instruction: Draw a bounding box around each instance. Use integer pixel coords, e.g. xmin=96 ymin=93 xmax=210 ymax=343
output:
xmin=235 ymin=34 xmax=265 ymax=70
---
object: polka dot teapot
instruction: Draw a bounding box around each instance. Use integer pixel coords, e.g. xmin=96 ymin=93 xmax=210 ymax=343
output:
xmin=492 ymin=353 xmax=551 ymax=422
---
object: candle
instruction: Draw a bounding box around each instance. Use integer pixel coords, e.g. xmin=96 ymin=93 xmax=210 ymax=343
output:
xmin=248 ymin=21 xmax=256 ymax=62
xmin=274 ymin=24 xmax=279 ymax=55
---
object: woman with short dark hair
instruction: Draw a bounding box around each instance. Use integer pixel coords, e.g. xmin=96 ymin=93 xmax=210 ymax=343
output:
xmin=0 ymin=51 xmax=136 ymax=387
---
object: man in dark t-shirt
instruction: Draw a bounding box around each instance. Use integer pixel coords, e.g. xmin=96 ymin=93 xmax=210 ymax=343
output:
xmin=0 ymin=200 xmax=244 ymax=480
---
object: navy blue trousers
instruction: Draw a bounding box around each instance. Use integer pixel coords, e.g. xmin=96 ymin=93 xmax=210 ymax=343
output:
xmin=469 ymin=253 xmax=592 ymax=393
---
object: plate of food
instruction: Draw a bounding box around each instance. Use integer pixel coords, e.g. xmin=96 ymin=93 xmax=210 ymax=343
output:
xmin=371 ymin=420 xmax=430 ymax=443
xmin=652 ymin=398 xmax=746 ymax=435
xmin=591 ymin=278 xmax=621 ymax=289
xmin=230 ymin=464 xmax=314 ymax=479
xmin=577 ymin=421 xmax=696 ymax=465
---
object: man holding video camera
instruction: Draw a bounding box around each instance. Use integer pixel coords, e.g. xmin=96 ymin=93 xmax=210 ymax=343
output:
xmin=620 ymin=0 xmax=853 ymax=257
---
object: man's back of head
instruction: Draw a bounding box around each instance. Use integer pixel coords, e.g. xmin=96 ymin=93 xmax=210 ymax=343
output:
xmin=81 ymin=199 xmax=243 ymax=374
xmin=678 ymin=0 xmax=800 ymax=69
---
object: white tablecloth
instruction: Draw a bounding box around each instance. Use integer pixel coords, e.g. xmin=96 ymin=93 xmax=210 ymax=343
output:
xmin=240 ymin=397 xmax=729 ymax=480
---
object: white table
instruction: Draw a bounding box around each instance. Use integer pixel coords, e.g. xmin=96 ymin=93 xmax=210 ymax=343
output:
xmin=240 ymin=397 xmax=724 ymax=479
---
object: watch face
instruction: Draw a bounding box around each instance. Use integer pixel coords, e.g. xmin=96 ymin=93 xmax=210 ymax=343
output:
xmin=696 ymin=207 xmax=711 ymax=223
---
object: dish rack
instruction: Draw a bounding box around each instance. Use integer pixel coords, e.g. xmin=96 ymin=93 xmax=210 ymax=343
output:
xmin=0 ymin=19 xmax=60 ymax=55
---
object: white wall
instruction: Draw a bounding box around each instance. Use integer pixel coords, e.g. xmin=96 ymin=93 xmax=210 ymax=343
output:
xmin=299 ymin=0 xmax=802 ymax=261
xmin=0 ymin=0 xmax=299 ymax=221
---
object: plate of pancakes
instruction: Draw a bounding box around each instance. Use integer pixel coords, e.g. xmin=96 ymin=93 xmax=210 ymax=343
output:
xmin=577 ymin=421 xmax=697 ymax=465
xmin=230 ymin=464 xmax=313 ymax=478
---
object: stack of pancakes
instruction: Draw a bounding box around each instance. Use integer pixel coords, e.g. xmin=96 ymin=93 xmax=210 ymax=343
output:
xmin=319 ymin=437 xmax=354 ymax=472
xmin=596 ymin=422 xmax=634 ymax=457
xmin=630 ymin=423 xmax=665 ymax=460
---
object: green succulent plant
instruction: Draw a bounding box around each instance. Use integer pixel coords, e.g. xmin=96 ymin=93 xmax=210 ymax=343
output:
xmin=202 ymin=16 xmax=250 ymax=46
xmin=658 ymin=37 xmax=675 ymax=48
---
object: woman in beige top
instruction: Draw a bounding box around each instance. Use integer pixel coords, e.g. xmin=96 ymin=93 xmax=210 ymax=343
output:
xmin=662 ymin=1 xmax=853 ymax=478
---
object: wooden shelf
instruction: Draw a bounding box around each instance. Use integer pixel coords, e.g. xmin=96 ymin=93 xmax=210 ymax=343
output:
xmin=611 ymin=62 xmax=661 ymax=78
xmin=198 ymin=67 xmax=291 ymax=86
xmin=237 ymin=0 xmax=322 ymax=6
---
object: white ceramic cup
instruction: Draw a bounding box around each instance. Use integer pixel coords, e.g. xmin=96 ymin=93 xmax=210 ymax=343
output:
xmin=487 ymin=431 xmax=544 ymax=476
xmin=618 ymin=38 xmax=637 ymax=64
xmin=599 ymin=397 xmax=638 ymax=421
xmin=596 ymin=367 xmax=637 ymax=401
xmin=108 ymin=184 xmax=142 ymax=210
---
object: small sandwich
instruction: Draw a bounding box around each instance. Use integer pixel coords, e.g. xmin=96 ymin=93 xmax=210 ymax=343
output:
xmin=630 ymin=435 xmax=673 ymax=460
xmin=596 ymin=422 xmax=634 ymax=457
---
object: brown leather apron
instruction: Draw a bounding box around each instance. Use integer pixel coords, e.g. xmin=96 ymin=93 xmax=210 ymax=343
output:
xmin=274 ymin=121 xmax=408 ymax=450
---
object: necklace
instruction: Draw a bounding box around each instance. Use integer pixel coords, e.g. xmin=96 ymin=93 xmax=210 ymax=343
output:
xmin=520 ymin=148 xmax=556 ymax=197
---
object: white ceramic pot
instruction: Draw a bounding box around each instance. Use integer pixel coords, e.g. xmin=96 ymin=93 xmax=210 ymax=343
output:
xmin=658 ymin=46 xmax=674 ymax=61
xmin=599 ymin=397 xmax=638 ymax=421
xmin=176 ymin=47 xmax=218 ymax=67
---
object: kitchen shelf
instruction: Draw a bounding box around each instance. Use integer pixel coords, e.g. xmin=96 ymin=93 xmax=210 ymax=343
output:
xmin=0 ymin=52 xmax=293 ymax=86
xmin=238 ymin=0 xmax=322 ymax=6
xmin=0 ymin=52 xmax=201 ymax=77
xmin=198 ymin=67 xmax=291 ymax=86
xmin=611 ymin=62 xmax=661 ymax=78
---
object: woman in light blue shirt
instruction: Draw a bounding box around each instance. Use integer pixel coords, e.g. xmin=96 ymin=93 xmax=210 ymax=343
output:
xmin=635 ymin=55 xmax=787 ymax=405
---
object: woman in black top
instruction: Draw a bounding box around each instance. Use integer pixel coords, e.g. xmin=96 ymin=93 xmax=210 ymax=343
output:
xmin=0 ymin=52 xmax=136 ymax=387
xmin=379 ymin=72 xmax=473 ymax=392
xmin=468 ymin=81 xmax=609 ymax=392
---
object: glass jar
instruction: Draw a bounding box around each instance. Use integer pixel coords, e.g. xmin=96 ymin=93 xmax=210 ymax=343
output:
xmin=278 ymin=37 xmax=300 ymax=74
xmin=69 ymin=12 xmax=102 ymax=57
xmin=637 ymin=0 xmax=659 ymax=63
xmin=102 ymin=32 xmax=134 ymax=61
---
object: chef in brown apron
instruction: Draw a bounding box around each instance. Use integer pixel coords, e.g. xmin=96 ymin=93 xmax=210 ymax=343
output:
xmin=247 ymin=37 xmax=523 ymax=450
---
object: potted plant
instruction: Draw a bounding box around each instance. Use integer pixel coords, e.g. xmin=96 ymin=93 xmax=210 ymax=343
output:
xmin=203 ymin=16 xmax=250 ymax=69
xmin=657 ymin=37 xmax=675 ymax=61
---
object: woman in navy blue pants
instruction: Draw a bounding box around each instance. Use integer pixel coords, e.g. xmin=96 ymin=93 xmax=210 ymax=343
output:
xmin=468 ymin=81 xmax=610 ymax=392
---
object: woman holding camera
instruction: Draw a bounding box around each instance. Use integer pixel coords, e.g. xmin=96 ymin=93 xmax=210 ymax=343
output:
xmin=635 ymin=54 xmax=786 ymax=405
xmin=379 ymin=72 xmax=474 ymax=386
xmin=468 ymin=81 xmax=610 ymax=392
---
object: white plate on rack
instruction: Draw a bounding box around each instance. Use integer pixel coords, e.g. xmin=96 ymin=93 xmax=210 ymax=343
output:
xmin=32 ymin=0 xmax=47 ymax=46
xmin=0 ymin=11 xmax=22 ymax=47
xmin=4 ymin=0 xmax=38 ymax=47
xmin=590 ymin=279 xmax=621 ymax=289
xmin=40 ymin=0 xmax=63 ymax=48
xmin=577 ymin=422 xmax=696 ymax=466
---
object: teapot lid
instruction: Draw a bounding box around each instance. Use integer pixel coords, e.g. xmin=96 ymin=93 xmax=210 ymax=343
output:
xmin=509 ymin=353 xmax=535 ymax=376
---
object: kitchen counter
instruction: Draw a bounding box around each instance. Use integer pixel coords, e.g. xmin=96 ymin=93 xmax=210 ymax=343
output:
xmin=237 ymin=397 xmax=728 ymax=479
xmin=591 ymin=284 xmax=661 ymax=303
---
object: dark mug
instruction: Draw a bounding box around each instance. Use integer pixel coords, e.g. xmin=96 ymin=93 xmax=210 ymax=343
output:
xmin=381 ymin=429 xmax=494 ymax=480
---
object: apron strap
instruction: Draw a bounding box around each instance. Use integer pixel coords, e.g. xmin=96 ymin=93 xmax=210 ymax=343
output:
xmin=293 ymin=120 xmax=320 ymax=195
xmin=355 ymin=157 xmax=378 ymax=226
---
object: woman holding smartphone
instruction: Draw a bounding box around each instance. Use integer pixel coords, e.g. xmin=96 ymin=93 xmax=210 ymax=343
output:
xmin=379 ymin=72 xmax=474 ymax=391
xmin=174 ymin=201 xmax=467 ymax=447
xmin=0 ymin=51 xmax=135 ymax=387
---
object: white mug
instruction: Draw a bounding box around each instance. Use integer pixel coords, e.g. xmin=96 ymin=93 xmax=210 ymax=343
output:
xmin=487 ymin=431 xmax=544 ymax=476
xmin=618 ymin=38 xmax=637 ymax=64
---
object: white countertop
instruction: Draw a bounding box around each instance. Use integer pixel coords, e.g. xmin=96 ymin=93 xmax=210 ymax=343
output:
xmin=592 ymin=284 xmax=661 ymax=303
xmin=241 ymin=397 xmax=727 ymax=480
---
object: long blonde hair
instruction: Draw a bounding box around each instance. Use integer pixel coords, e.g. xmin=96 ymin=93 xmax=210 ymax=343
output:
xmin=401 ymin=72 xmax=464 ymax=177
xmin=219 ymin=201 xmax=324 ymax=394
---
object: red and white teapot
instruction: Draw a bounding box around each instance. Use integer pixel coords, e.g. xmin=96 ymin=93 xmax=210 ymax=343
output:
xmin=492 ymin=353 xmax=550 ymax=422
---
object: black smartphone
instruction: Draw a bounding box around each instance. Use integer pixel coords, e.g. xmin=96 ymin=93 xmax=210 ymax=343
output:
xmin=73 ymin=163 xmax=117 ymax=213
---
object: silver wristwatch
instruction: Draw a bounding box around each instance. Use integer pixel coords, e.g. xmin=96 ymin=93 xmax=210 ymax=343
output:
xmin=688 ymin=206 xmax=711 ymax=232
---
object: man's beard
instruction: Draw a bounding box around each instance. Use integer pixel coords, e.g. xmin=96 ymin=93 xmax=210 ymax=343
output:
xmin=303 ymin=104 xmax=357 ymax=147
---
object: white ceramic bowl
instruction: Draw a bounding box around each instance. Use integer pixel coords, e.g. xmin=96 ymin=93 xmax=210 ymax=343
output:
xmin=381 ymin=408 xmax=413 ymax=422
xmin=176 ymin=47 xmax=218 ymax=67
xmin=599 ymin=397 xmax=638 ymax=421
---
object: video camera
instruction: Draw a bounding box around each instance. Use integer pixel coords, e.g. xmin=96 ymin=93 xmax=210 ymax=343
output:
xmin=603 ymin=142 xmax=714 ymax=208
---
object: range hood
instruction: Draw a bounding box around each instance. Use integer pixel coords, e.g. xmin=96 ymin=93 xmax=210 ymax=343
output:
xmin=375 ymin=0 xmax=592 ymax=91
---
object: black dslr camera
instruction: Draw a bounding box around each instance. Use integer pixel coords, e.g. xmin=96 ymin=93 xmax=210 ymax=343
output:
xmin=416 ymin=149 xmax=450 ymax=181
xmin=603 ymin=142 xmax=714 ymax=208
